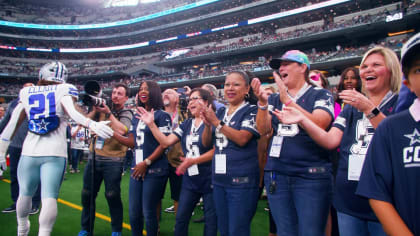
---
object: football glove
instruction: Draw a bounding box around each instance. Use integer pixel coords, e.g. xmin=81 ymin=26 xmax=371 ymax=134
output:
xmin=87 ymin=120 xmax=113 ymax=139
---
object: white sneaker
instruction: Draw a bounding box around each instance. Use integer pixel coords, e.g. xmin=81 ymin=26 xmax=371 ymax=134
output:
xmin=164 ymin=205 xmax=175 ymax=213
xmin=18 ymin=219 xmax=30 ymax=236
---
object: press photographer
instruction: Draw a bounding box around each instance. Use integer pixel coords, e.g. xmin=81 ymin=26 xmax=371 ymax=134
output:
xmin=78 ymin=83 xmax=133 ymax=236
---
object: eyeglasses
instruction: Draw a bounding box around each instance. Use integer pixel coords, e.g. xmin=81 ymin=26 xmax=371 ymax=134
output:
xmin=189 ymin=96 xmax=203 ymax=102
xmin=310 ymin=74 xmax=321 ymax=81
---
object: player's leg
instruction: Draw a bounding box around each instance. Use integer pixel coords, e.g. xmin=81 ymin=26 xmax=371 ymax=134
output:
xmin=16 ymin=156 xmax=42 ymax=236
xmin=38 ymin=156 xmax=66 ymax=236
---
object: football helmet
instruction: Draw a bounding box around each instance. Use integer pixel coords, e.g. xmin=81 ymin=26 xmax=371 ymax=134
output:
xmin=38 ymin=61 xmax=68 ymax=83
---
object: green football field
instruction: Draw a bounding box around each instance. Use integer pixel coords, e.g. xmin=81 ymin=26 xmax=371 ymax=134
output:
xmin=0 ymin=161 xmax=271 ymax=235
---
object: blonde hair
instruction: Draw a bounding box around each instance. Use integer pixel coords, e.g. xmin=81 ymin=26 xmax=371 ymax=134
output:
xmin=360 ymin=46 xmax=402 ymax=94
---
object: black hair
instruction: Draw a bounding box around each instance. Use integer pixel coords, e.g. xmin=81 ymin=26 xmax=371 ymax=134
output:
xmin=336 ymin=67 xmax=362 ymax=104
xmin=226 ymin=70 xmax=258 ymax=105
xmin=189 ymin=88 xmax=216 ymax=111
xmin=137 ymin=81 xmax=164 ymax=110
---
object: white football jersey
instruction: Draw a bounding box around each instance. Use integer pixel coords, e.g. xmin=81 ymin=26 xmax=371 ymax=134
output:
xmin=19 ymin=83 xmax=78 ymax=158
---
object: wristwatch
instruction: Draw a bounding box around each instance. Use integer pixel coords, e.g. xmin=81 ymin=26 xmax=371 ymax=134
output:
xmin=366 ymin=107 xmax=380 ymax=119
xmin=144 ymin=159 xmax=152 ymax=166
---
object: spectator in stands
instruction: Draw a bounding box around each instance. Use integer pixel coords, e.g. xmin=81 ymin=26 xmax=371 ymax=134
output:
xmin=356 ymin=31 xmax=420 ymax=236
xmin=138 ymin=88 xmax=218 ymax=236
xmin=113 ymin=81 xmax=171 ymax=236
xmin=201 ymin=71 xmax=260 ymax=236
xmin=334 ymin=67 xmax=362 ymax=118
xmin=252 ymin=50 xmax=334 ymax=236
xmin=273 ymin=46 xmax=402 ymax=236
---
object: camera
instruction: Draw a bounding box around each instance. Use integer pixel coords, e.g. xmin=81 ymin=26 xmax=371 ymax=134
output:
xmin=79 ymin=81 xmax=106 ymax=107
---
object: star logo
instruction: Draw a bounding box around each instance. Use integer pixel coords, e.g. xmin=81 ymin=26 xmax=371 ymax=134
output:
xmin=36 ymin=119 xmax=50 ymax=132
xmin=404 ymin=128 xmax=420 ymax=146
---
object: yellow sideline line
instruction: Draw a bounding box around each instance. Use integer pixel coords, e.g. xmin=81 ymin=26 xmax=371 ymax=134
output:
xmin=1 ymin=178 xmax=132 ymax=231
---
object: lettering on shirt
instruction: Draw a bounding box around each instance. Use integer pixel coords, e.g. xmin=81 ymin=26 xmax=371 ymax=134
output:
xmin=403 ymin=128 xmax=420 ymax=168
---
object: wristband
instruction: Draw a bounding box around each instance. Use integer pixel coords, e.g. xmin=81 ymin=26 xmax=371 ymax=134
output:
xmin=258 ymin=101 xmax=268 ymax=110
xmin=144 ymin=159 xmax=152 ymax=166
xmin=284 ymin=100 xmax=292 ymax=106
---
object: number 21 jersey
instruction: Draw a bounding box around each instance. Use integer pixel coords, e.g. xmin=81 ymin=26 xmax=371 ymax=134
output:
xmin=19 ymin=83 xmax=78 ymax=158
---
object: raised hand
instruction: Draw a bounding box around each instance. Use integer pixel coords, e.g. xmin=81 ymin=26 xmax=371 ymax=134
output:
xmin=201 ymin=104 xmax=219 ymax=127
xmin=273 ymin=71 xmax=289 ymax=104
xmin=251 ymin=77 xmax=266 ymax=103
xmin=136 ymin=107 xmax=155 ymax=126
xmin=272 ymin=107 xmax=304 ymax=125
xmin=339 ymin=89 xmax=374 ymax=113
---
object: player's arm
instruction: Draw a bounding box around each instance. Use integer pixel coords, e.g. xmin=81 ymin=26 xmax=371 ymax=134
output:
xmin=61 ymin=96 xmax=113 ymax=139
xmin=369 ymin=199 xmax=413 ymax=236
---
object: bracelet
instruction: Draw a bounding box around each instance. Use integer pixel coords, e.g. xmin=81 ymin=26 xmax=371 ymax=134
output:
xmin=144 ymin=159 xmax=152 ymax=166
xmin=257 ymin=101 xmax=268 ymax=110
xmin=284 ymin=100 xmax=292 ymax=106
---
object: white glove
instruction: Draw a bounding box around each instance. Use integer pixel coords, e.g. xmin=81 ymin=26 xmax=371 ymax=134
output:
xmin=88 ymin=120 xmax=114 ymax=139
xmin=0 ymin=139 xmax=10 ymax=171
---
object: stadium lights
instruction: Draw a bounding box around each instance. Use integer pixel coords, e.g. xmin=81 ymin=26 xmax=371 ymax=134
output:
xmin=1 ymin=0 xmax=351 ymax=53
xmin=388 ymin=29 xmax=415 ymax=37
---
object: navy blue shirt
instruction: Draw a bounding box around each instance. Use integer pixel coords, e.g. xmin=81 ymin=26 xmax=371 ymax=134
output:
xmin=130 ymin=109 xmax=172 ymax=177
xmin=174 ymin=118 xmax=213 ymax=193
xmin=357 ymin=109 xmax=420 ymax=235
xmin=265 ymin=85 xmax=334 ymax=179
xmin=332 ymin=92 xmax=398 ymax=220
xmin=212 ymin=103 xmax=260 ymax=188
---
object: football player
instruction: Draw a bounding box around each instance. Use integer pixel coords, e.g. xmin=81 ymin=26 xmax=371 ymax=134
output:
xmin=0 ymin=61 xmax=113 ymax=236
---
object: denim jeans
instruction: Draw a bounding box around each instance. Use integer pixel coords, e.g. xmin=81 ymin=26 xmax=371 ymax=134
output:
xmin=337 ymin=211 xmax=386 ymax=236
xmin=129 ymin=175 xmax=167 ymax=236
xmin=265 ymin=172 xmax=332 ymax=236
xmin=174 ymin=188 xmax=217 ymax=236
xmin=80 ymin=159 xmax=123 ymax=233
xmin=213 ymin=185 xmax=259 ymax=236
xmin=8 ymin=146 xmax=40 ymax=207
xmin=71 ymin=149 xmax=83 ymax=170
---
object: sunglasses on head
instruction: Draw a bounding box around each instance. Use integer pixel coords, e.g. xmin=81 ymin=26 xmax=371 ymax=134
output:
xmin=310 ymin=74 xmax=321 ymax=81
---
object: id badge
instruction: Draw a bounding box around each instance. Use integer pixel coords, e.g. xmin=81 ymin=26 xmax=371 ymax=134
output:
xmin=95 ymin=137 xmax=105 ymax=150
xmin=269 ymin=136 xmax=284 ymax=158
xmin=215 ymin=154 xmax=226 ymax=174
xmin=135 ymin=149 xmax=143 ymax=164
xmin=187 ymin=163 xmax=199 ymax=176
xmin=348 ymin=154 xmax=366 ymax=181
